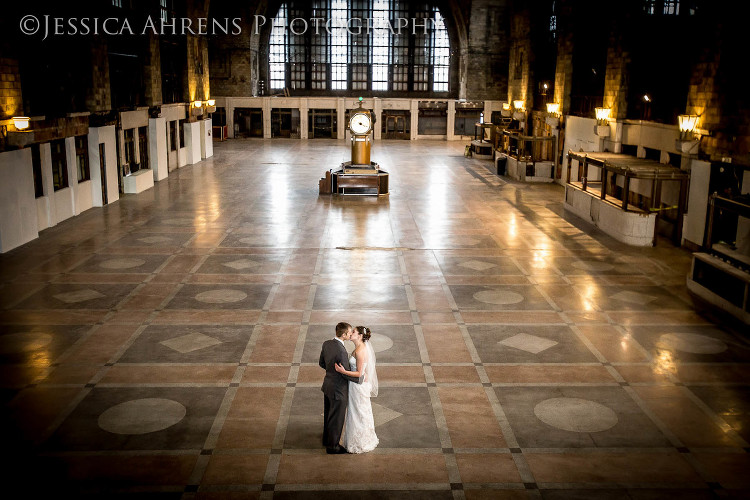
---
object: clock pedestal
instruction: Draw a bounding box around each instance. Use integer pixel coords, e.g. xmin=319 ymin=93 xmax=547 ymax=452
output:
xmin=318 ymin=98 xmax=389 ymax=196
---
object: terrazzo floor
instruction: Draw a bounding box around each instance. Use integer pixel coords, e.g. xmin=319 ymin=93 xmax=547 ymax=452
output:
xmin=1 ymin=139 xmax=749 ymax=499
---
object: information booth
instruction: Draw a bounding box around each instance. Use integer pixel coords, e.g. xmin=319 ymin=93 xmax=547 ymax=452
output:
xmin=564 ymin=151 xmax=689 ymax=246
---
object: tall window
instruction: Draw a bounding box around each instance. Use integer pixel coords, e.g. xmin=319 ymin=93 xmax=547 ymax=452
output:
xmin=32 ymin=144 xmax=44 ymax=198
xmin=549 ymin=0 xmax=557 ymax=41
xmin=432 ymin=8 xmax=449 ymax=92
xmin=371 ymin=0 xmax=389 ymax=91
xmin=75 ymin=135 xmax=90 ymax=182
xmin=663 ymin=0 xmax=679 ymax=14
xmin=331 ymin=0 xmax=349 ymax=90
xmin=50 ymin=139 xmax=68 ymax=192
xmin=267 ymin=0 xmax=451 ymax=93
xmin=644 ymin=1 xmax=691 ymax=15
xmin=160 ymin=0 xmax=169 ymax=22
xmin=269 ymin=4 xmax=288 ymax=90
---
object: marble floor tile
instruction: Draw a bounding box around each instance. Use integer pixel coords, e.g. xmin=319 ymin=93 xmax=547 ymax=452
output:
xmin=164 ymin=284 xmax=273 ymax=310
xmin=524 ymin=451 xmax=702 ymax=485
xmin=118 ymin=325 xmax=254 ymax=363
xmin=195 ymin=253 xmax=287 ymax=275
xmin=495 ymin=386 xmax=672 ymax=448
xmin=14 ymin=283 xmax=139 ymax=310
xmin=468 ymin=325 xmax=600 ymax=363
xmin=449 ymin=284 xmax=554 ymax=311
xmin=70 ymin=254 xmax=169 ymax=274
xmin=43 ymin=387 xmax=227 ymax=451
xmin=312 ymin=283 xmax=409 ymax=310
xmin=439 ymin=386 xmax=507 ymax=448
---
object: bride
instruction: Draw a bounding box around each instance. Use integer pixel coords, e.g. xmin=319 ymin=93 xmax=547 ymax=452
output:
xmin=334 ymin=325 xmax=379 ymax=453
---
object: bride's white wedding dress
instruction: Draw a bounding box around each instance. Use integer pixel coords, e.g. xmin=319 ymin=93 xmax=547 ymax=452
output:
xmin=340 ymin=344 xmax=379 ymax=454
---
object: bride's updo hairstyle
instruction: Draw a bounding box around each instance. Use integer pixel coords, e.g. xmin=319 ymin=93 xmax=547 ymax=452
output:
xmin=355 ymin=326 xmax=371 ymax=342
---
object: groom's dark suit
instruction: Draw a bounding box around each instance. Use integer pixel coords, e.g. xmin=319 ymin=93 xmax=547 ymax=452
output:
xmin=319 ymin=338 xmax=361 ymax=453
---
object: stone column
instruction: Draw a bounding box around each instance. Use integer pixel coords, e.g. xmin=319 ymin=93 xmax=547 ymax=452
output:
xmin=149 ymin=118 xmax=168 ymax=181
xmin=446 ymin=100 xmax=456 ymax=141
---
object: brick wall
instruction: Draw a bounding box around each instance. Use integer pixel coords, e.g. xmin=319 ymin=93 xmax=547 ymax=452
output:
xmin=0 ymin=58 xmax=23 ymax=119
xmin=144 ymin=34 xmax=163 ymax=107
xmin=507 ymin=8 xmax=531 ymax=107
xmin=552 ymin=1 xmax=573 ymax=115
xmin=602 ymin=18 xmax=629 ymax=121
xmin=208 ymin=17 xmax=257 ymax=97
xmin=465 ymin=0 xmax=509 ymax=100
xmin=85 ymin=40 xmax=112 ymax=113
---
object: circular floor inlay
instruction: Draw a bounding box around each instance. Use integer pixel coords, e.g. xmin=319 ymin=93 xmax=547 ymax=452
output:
xmin=98 ymin=398 xmax=186 ymax=435
xmin=370 ymin=333 xmax=394 ymax=353
xmin=571 ymin=260 xmax=615 ymax=272
xmin=343 ymin=333 xmax=394 ymax=355
xmin=657 ymin=332 xmax=727 ymax=354
xmin=473 ymin=290 xmax=525 ymax=305
xmin=195 ymin=289 xmax=248 ymax=303
xmin=99 ymin=257 xmax=146 ymax=270
xmin=534 ymin=397 xmax=618 ymax=433
xmin=0 ymin=332 xmax=53 ymax=354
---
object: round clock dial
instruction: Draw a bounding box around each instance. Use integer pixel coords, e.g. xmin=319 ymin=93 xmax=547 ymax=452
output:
xmin=349 ymin=113 xmax=372 ymax=134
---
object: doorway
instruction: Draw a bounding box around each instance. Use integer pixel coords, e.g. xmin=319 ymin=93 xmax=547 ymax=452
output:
xmin=382 ymin=111 xmax=410 ymax=139
xmin=99 ymin=143 xmax=108 ymax=205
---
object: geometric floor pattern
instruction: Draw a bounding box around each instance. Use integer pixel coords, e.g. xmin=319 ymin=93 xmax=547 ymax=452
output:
xmin=1 ymin=140 xmax=749 ymax=498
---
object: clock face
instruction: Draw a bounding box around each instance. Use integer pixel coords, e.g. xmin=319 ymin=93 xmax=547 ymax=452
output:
xmin=349 ymin=113 xmax=371 ymax=134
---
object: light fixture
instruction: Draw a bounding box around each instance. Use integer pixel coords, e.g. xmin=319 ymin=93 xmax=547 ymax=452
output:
xmin=205 ymin=99 xmax=217 ymax=114
xmin=512 ymin=100 xmax=526 ymax=122
xmin=501 ymin=102 xmax=511 ymax=117
xmin=678 ymin=114 xmax=699 ymax=140
xmin=545 ymin=103 xmax=561 ymax=128
xmin=190 ymin=100 xmax=204 ymax=116
xmin=594 ymin=107 xmax=611 ymax=125
xmin=643 ymin=94 xmax=651 ymax=103
xmin=513 ymin=100 xmax=525 ymax=111
xmin=676 ymin=114 xmax=701 ymax=154
xmin=594 ymin=107 xmax=611 ymax=137
xmin=12 ymin=116 xmax=30 ymax=130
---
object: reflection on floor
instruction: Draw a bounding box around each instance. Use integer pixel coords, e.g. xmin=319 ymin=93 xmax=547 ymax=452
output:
xmin=1 ymin=139 xmax=749 ymax=498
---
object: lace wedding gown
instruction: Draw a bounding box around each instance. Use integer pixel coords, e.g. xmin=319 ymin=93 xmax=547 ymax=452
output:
xmin=340 ymin=355 xmax=379 ymax=453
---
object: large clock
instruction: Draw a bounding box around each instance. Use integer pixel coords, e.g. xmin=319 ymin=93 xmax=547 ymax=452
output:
xmin=349 ymin=112 xmax=372 ymax=135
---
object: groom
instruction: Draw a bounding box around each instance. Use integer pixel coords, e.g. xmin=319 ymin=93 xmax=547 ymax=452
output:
xmin=319 ymin=321 xmax=362 ymax=454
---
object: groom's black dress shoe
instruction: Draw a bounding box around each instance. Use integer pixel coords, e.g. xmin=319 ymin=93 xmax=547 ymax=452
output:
xmin=326 ymin=446 xmax=348 ymax=454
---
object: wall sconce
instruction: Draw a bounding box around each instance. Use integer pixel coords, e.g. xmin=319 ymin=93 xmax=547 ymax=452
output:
xmin=205 ymin=99 xmax=217 ymax=114
xmin=12 ymin=116 xmax=30 ymax=130
xmin=594 ymin=107 xmax=611 ymax=137
xmin=512 ymin=100 xmax=526 ymax=121
xmin=676 ymin=114 xmax=701 ymax=154
xmin=501 ymin=102 xmax=511 ymax=117
xmin=678 ymin=114 xmax=699 ymax=140
xmin=4 ymin=117 xmax=36 ymax=148
xmin=545 ymin=103 xmax=560 ymax=128
xmin=595 ymin=107 xmax=611 ymax=126
xmin=190 ymin=100 xmax=203 ymax=116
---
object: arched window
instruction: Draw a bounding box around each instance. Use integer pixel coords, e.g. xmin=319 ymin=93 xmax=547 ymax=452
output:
xmin=267 ymin=0 xmax=450 ymax=94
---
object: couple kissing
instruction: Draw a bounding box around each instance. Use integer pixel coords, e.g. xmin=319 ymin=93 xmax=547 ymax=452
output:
xmin=319 ymin=322 xmax=379 ymax=454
